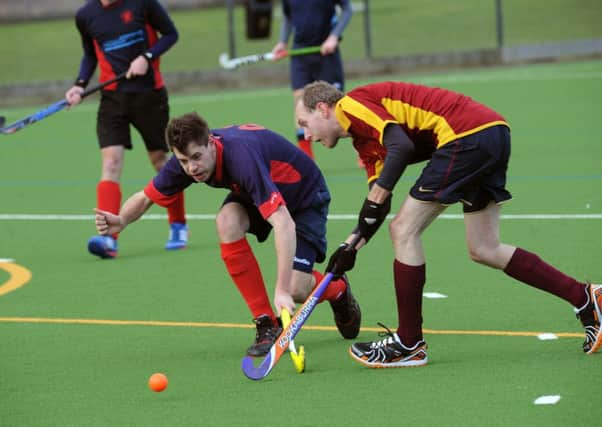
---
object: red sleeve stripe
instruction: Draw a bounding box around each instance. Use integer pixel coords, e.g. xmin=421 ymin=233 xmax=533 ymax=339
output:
xmin=144 ymin=23 xmax=164 ymax=89
xmin=258 ymin=192 xmax=286 ymax=219
xmin=143 ymin=179 xmax=178 ymax=207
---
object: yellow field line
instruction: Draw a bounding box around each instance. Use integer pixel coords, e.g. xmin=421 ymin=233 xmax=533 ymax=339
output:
xmin=0 ymin=262 xmax=32 ymax=297
xmin=0 ymin=316 xmax=581 ymax=338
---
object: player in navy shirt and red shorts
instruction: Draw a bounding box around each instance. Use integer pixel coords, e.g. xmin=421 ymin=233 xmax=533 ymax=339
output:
xmin=92 ymin=112 xmax=362 ymax=356
xmin=272 ymin=0 xmax=352 ymax=160
xmin=65 ymin=0 xmax=187 ymax=260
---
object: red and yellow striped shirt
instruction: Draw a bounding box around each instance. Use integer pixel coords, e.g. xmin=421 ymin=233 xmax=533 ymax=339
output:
xmin=335 ymin=81 xmax=508 ymax=183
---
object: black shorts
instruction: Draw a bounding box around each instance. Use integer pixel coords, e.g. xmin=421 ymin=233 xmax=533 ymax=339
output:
xmin=96 ymin=88 xmax=170 ymax=152
xmin=410 ymin=125 xmax=512 ymax=213
xmin=223 ymin=189 xmax=330 ymax=273
xmin=290 ymin=50 xmax=344 ymax=91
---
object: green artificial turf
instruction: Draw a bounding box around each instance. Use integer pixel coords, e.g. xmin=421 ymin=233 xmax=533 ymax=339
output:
xmin=1 ymin=60 xmax=601 ymax=426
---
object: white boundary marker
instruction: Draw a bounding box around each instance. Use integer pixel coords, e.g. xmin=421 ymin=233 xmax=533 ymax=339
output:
xmin=537 ymin=333 xmax=558 ymax=341
xmin=0 ymin=213 xmax=600 ymax=221
xmin=423 ymin=292 xmax=448 ymax=299
xmin=534 ymin=395 xmax=561 ymax=405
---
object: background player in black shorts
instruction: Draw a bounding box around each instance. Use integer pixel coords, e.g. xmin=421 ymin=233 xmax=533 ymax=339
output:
xmin=65 ymin=0 xmax=187 ymax=259
xmin=271 ymin=0 xmax=352 ymax=161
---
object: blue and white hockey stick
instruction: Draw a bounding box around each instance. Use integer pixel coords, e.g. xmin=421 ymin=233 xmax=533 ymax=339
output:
xmin=241 ymin=273 xmax=334 ymax=380
xmin=0 ymin=72 xmax=126 ymax=135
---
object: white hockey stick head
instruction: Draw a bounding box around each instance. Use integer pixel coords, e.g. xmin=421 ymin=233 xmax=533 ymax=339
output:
xmin=219 ymin=52 xmax=276 ymax=70
xmin=219 ymin=53 xmax=236 ymax=70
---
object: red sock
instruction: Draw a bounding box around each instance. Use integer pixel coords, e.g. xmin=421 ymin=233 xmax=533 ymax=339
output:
xmin=97 ymin=180 xmax=121 ymax=239
xmin=220 ymin=238 xmax=276 ymax=322
xmin=312 ymin=271 xmax=347 ymax=303
xmin=504 ymin=248 xmax=588 ymax=308
xmin=167 ymin=191 xmax=186 ymax=224
xmin=393 ymin=260 xmax=426 ymax=346
xmin=298 ymin=139 xmax=314 ymax=159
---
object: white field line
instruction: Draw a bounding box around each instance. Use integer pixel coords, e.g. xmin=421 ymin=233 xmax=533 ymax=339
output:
xmin=0 ymin=213 xmax=601 ymax=221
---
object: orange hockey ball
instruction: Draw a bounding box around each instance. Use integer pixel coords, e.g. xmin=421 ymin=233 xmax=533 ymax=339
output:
xmin=148 ymin=373 xmax=168 ymax=392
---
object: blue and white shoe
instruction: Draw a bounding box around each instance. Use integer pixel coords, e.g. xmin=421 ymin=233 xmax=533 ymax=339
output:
xmin=87 ymin=235 xmax=118 ymax=259
xmin=165 ymin=222 xmax=188 ymax=250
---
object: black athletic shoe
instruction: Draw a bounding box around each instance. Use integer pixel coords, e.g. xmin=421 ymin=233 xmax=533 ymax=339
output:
xmin=349 ymin=323 xmax=428 ymax=368
xmin=329 ymin=275 xmax=361 ymax=339
xmin=576 ymin=284 xmax=602 ymax=354
xmin=246 ymin=314 xmax=282 ymax=357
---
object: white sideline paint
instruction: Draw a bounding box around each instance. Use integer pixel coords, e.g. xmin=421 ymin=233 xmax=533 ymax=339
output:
xmin=0 ymin=213 xmax=601 ymax=221
xmin=533 ymin=395 xmax=561 ymax=405
xmin=0 ymin=258 xmax=15 ymax=263
xmin=537 ymin=333 xmax=558 ymax=341
xmin=423 ymin=292 xmax=448 ymax=299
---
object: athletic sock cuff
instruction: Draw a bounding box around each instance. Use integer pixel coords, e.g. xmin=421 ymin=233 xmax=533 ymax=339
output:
xmin=220 ymin=238 xmax=251 ymax=259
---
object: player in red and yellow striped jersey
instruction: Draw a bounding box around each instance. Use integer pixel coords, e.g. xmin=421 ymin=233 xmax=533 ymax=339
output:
xmin=295 ymin=81 xmax=601 ymax=368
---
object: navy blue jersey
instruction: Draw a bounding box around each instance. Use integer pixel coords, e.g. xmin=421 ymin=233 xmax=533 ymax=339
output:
xmin=144 ymin=124 xmax=329 ymax=219
xmin=283 ymin=0 xmax=345 ymax=47
xmin=75 ymin=0 xmax=178 ymax=92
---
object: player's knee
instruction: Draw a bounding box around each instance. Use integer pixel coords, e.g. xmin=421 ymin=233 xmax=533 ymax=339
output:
xmin=290 ymin=286 xmax=308 ymax=303
xmin=149 ymin=152 xmax=168 ymax=172
xmin=216 ymin=208 xmax=247 ymax=241
xmin=389 ymin=216 xmax=413 ymax=246
xmin=151 ymin=158 xmax=166 ymax=171
xmin=468 ymin=245 xmax=495 ymax=266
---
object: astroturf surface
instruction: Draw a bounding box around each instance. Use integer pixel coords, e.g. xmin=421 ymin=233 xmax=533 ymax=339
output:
xmin=1 ymin=60 xmax=601 ymax=426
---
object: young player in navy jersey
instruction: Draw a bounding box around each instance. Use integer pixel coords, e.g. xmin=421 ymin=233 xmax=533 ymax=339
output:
xmin=92 ymin=112 xmax=361 ymax=356
xmin=271 ymin=0 xmax=352 ymax=160
xmin=65 ymin=0 xmax=187 ymax=259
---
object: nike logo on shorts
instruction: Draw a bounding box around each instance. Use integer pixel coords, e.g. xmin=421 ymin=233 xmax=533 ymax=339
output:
xmin=418 ymin=186 xmax=435 ymax=193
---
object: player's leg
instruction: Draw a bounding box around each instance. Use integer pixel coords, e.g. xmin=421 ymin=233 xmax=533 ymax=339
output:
xmin=460 ymin=125 xmax=599 ymax=354
xmin=465 ymin=202 xmax=599 ymax=353
xmin=349 ymin=196 xmax=443 ymax=368
xmin=88 ymin=92 xmax=130 ymax=259
xmin=217 ymin=198 xmax=281 ymax=356
xmin=463 ymin=202 xmax=515 ymax=269
xmin=131 ymin=88 xmax=187 ymax=250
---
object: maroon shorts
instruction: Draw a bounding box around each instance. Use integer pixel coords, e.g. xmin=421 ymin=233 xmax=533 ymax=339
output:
xmin=410 ymin=125 xmax=512 ymax=213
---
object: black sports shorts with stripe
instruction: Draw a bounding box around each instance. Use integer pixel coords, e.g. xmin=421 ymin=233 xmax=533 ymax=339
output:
xmin=409 ymin=125 xmax=512 ymax=213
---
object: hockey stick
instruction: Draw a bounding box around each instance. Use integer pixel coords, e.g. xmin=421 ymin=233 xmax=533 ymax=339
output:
xmin=280 ymin=308 xmax=305 ymax=374
xmin=241 ymin=272 xmax=334 ymax=380
xmin=218 ymin=46 xmax=321 ymax=70
xmin=0 ymin=72 xmax=126 ymax=135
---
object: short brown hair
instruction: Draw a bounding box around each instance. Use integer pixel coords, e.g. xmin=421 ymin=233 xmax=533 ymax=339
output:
xmin=165 ymin=112 xmax=210 ymax=153
xmin=302 ymin=81 xmax=344 ymax=109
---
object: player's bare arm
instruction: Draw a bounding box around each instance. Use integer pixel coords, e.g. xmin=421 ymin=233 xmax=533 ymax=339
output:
xmin=94 ymin=191 xmax=154 ymax=235
xmin=266 ymin=205 xmax=297 ymax=315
